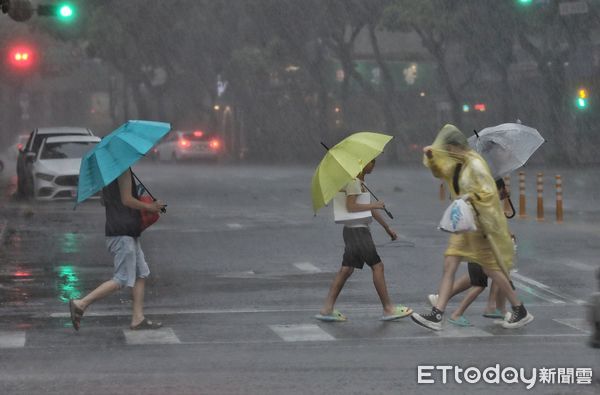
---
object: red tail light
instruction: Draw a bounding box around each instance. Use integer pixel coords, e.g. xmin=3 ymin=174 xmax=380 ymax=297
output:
xmin=179 ymin=139 xmax=191 ymax=148
xmin=193 ymin=130 xmax=204 ymax=137
xmin=209 ymin=139 xmax=220 ymax=150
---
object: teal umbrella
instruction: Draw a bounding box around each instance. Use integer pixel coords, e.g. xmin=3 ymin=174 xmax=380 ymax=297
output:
xmin=76 ymin=120 xmax=171 ymax=204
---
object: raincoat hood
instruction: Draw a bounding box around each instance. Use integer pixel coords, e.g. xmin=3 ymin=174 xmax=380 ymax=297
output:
xmin=423 ymin=124 xmax=471 ymax=179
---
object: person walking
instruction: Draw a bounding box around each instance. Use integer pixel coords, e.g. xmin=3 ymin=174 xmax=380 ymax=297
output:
xmin=69 ymin=167 xmax=166 ymax=331
xmin=315 ymin=159 xmax=412 ymax=322
xmin=426 ymin=179 xmax=515 ymax=326
xmin=411 ymin=124 xmax=533 ymax=330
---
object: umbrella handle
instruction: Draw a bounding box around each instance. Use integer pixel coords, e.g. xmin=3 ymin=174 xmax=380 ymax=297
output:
xmin=131 ymin=171 xmax=166 ymax=213
xmin=505 ymin=197 xmax=516 ymax=219
xmin=383 ymin=207 xmax=394 ymax=219
xmin=361 ymin=182 xmax=393 ymax=219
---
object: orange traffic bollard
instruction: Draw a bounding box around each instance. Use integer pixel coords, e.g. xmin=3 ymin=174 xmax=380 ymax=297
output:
xmin=519 ymin=172 xmax=526 ymax=218
xmin=536 ymin=172 xmax=544 ymax=221
xmin=556 ymin=175 xmax=563 ymax=223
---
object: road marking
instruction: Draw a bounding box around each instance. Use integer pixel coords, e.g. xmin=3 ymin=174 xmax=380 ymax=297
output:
xmin=216 ymin=270 xmax=256 ymax=278
xmin=436 ymin=326 xmax=493 ymax=338
xmin=123 ymin=327 xmax=180 ymax=345
xmin=563 ymin=260 xmax=596 ymax=272
xmin=0 ymin=331 xmax=25 ymax=348
xmin=513 ymin=280 xmax=565 ymax=304
xmin=226 ymin=223 xmax=244 ymax=229
xmin=553 ymin=318 xmax=591 ymax=333
xmin=512 ymin=273 xmax=582 ymax=304
xmin=48 ymin=303 xmax=584 ymax=319
xmin=293 ymin=262 xmax=322 ymax=273
xmin=269 ymin=324 xmax=335 ymax=342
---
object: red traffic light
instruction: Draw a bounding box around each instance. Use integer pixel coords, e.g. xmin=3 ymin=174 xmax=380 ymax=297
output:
xmin=8 ymin=45 xmax=34 ymax=68
xmin=473 ymin=103 xmax=487 ymax=112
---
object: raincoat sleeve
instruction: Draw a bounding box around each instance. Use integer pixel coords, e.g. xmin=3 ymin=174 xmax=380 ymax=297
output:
xmin=461 ymin=154 xmax=514 ymax=272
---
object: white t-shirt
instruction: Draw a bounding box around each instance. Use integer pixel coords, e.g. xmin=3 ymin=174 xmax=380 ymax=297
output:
xmin=344 ymin=179 xmax=371 ymax=228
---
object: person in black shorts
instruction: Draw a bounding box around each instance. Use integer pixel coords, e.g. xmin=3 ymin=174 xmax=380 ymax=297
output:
xmin=427 ymin=179 xmax=516 ymax=326
xmin=315 ymin=159 xmax=413 ymax=322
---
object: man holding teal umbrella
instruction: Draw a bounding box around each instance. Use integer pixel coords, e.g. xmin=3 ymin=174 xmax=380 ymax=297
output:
xmin=69 ymin=121 xmax=169 ymax=331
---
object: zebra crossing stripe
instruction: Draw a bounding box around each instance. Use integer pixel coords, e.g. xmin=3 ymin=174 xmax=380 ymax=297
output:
xmin=435 ymin=326 xmax=493 ymax=338
xmin=269 ymin=324 xmax=335 ymax=342
xmin=123 ymin=327 xmax=181 ymax=345
xmin=293 ymin=262 xmax=322 ymax=273
xmin=0 ymin=331 xmax=26 ymax=348
xmin=553 ymin=318 xmax=590 ymax=333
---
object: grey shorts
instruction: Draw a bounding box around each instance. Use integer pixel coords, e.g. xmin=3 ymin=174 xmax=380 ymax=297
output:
xmin=106 ymin=236 xmax=150 ymax=288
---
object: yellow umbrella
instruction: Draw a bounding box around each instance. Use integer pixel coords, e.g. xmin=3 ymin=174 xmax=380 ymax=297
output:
xmin=311 ymin=131 xmax=393 ymax=214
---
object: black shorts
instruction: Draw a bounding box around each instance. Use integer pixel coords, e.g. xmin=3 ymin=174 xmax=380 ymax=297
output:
xmin=468 ymin=262 xmax=488 ymax=288
xmin=342 ymin=227 xmax=381 ymax=269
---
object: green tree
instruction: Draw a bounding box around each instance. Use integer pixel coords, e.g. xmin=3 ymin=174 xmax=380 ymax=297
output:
xmin=382 ymin=0 xmax=479 ymax=129
xmin=513 ymin=0 xmax=600 ymax=163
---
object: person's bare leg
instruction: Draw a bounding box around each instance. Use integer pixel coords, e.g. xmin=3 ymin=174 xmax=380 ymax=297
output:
xmin=451 ymin=286 xmax=485 ymax=320
xmin=371 ymin=262 xmax=395 ymax=315
xmin=495 ymin=284 xmax=508 ymax=315
xmin=131 ymin=277 xmax=145 ymax=327
xmin=483 ymin=269 xmax=521 ymax=307
xmin=73 ymin=280 xmax=120 ymax=311
xmin=451 ymin=273 xmax=471 ymax=298
xmin=484 ymin=281 xmax=507 ymax=315
xmin=435 ymin=255 xmax=462 ymax=312
xmin=320 ymin=266 xmax=354 ymax=315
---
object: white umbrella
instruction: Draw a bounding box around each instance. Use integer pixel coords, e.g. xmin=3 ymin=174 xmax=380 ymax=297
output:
xmin=467 ymin=123 xmax=545 ymax=179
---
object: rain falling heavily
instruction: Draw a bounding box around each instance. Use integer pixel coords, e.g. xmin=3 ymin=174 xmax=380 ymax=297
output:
xmin=0 ymin=1 xmax=598 ymax=394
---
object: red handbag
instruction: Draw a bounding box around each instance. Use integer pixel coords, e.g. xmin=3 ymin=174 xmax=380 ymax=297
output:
xmin=139 ymin=195 xmax=160 ymax=232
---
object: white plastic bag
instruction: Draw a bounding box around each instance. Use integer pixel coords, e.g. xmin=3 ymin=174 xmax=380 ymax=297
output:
xmin=438 ymin=199 xmax=477 ymax=233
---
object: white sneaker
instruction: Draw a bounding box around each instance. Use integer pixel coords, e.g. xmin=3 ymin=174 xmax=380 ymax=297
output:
xmin=494 ymin=312 xmax=512 ymax=325
xmin=427 ymin=294 xmax=438 ymax=307
xmin=502 ymin=304 xmax=534 ymax=329
xmin=411 ymin=310 xmax=443 ymax=331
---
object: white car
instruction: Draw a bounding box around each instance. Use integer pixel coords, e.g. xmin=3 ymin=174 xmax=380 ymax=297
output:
xmin=154 ymin=130 xmax=223 ymax=161
xmin=32 ymin=135 xmax=101 ymax=200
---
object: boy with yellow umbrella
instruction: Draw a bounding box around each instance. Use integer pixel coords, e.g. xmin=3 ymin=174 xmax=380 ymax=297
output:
xmin=411 ymin=124 xmax=533 ymax=331
xmin=312 ymin=132 xmax=412 ymax=322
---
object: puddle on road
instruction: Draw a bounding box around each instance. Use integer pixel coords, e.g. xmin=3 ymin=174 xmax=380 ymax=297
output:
xmin=0 ymin=228 xmax=87 ymax=307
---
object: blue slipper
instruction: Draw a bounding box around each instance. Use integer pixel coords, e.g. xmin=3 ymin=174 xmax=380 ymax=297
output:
xmin=483 ymin=309 xmax=505 ymax=319
xmin=448 ymin=316 xmax=472 ymax=327
xmin=315 ymin=309 xmax=347 ymax=322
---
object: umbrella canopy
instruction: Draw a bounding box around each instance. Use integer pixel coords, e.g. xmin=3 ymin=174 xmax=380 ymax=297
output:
xmin=76 ymin=120 xmax=171 ymax=204
xmin=467 ymin=123 xmax=544 ymax=179
xmin=311 ymin=131 xmax=392 ymax=213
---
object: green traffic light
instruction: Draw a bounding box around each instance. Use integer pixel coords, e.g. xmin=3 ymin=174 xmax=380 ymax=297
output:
xmin=518 ymin=0 xmax=533 ymax=5
xmin=576 ymin=98 xmax=588 ymax=109
xmin=59 ymin=5 xmax=73 ymax=18
xmin=57 ymin=3 xmax=75 ymax=20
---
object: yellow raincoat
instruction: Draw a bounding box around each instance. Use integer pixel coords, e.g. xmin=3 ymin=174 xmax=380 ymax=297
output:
xmin=424 ymin=124 xmax=514 ymax=273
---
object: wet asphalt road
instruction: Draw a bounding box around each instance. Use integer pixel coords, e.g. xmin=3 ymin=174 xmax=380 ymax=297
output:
xmin=0 ymin=160 xmax=599 ymax=395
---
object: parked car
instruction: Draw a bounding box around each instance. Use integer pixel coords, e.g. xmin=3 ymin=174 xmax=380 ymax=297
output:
xmin=31 ymin=135 xmax=101 ymax=200
xmin=153 ymin=130 xmax=223 ymax=162
xmin=17 ymin=127 xmax=95 ymax=197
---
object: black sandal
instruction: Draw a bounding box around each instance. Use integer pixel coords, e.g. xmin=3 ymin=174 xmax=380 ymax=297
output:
xmin=130 ymin=318 xmax=163 ymax=330
xmin=69 ymin=299 xmax=84 ymax=331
